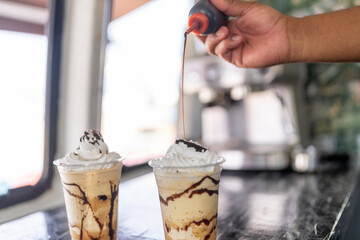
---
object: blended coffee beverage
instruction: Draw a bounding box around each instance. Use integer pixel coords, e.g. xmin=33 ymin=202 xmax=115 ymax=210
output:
xmin=54 ymin=130 xmax=124 ymax=240
xmin=149 ymin=139 xmax=225 ymax=240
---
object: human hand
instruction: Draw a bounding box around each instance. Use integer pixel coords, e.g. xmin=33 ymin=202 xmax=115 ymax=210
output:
xmin=198 ymin=0 xmax=294 ymax=68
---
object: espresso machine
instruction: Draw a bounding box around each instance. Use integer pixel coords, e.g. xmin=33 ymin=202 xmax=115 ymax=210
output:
xmin=181 ymin=55 xmax=314 ymax=171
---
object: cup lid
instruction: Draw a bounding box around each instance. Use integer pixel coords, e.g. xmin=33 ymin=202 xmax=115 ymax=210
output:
xmin=148 ymin=156 xmax=225 ymax=169
xmin=53 ymin=156 xmax=126 ymax=168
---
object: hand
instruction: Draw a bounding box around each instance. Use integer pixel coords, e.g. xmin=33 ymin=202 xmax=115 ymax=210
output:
xmin=198 ymin=0 xmax=293 ymax=68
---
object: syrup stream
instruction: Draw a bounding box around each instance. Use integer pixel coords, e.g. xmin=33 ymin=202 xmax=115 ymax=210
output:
xmin=181 ymin=23 xmax=199 ymax=140
xmin=181 ymin=32 xmax=188 ymax=140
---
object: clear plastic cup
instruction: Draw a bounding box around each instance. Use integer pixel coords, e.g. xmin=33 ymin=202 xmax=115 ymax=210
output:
xmin=54 ymin=158 xmax=124 ymax=240
xmin=149 ymin=157 xmax=225 ymax=240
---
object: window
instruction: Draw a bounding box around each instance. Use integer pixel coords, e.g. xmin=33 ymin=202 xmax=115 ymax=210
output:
xmin=0 ymin=30 xmax=47 ymax=193
xmin=0 ymin=0 xmax=63 ymax=208
xmin=101 ymin=0 xmax=193 ymax=166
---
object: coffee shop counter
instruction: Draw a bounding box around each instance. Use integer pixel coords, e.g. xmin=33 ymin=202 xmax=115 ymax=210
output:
xmin=0 ymin=163 xmax=359 ymax=240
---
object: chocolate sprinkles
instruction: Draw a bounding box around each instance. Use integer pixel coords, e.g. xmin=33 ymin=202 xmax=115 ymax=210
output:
xmin=80 ymin=130 xmax=105 ymax=146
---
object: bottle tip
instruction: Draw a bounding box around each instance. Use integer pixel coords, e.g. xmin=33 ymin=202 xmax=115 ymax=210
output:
xmin=186 ymin=21 xmax=199 ymax=35
xmin=188 ymin=12 xmax=209 ymax=35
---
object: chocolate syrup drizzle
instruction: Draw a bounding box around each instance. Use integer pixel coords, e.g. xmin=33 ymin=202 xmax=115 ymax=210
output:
xmin=160 ymin=175 xmax=219 ymax=239
xmin=165 ymin=223 xmax=170 ymax=233
xmin=62 ymin=182 xmax=104 ymax=232
xmin=184 ymin=214 xmax=218 ymax=231
xmin=175 ymin=139 xmax=207 ymax=152
xmin=164 ymin=214 xmax=217 ymax=233
xmin=63 ymin=182 xmax=89 ymax=204
xmin=189 ymin=189 xmax=218 ymax=198
xmin=85 ymin=229 xmax=100 ymax=240
xmin=108 ymin=181 xmax=119 ymax=240
xmin=159 ymin=176 xmax=219 ymax=206
xmin=164 ymin=214 xmax=218 ymax=240
xmin=69 ymin=224 xmax=80 ymax=230
xmin=204 ymin=225 xmax=217 ymax=240
xmin=80 ymin=214 xmax=86 ymax=239
xmin=62 ymin=181 xmax=118 ymax=240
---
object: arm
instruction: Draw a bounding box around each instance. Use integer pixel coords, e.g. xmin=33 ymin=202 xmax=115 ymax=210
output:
xmin=290 ymin=6 xmax=360 ymax=63
xmin=200 ymin=0 xmax=360 ymax=68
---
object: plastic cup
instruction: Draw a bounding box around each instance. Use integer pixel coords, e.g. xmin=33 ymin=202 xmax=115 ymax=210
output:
xmin=54 ymin=158 xmax=124 ymax=240
xmin=149 ymin=157 xmax=225 ymax=240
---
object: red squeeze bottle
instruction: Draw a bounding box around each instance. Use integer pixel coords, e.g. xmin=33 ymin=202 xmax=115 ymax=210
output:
xmin=187 ymin=0 xmax=228 ymax=35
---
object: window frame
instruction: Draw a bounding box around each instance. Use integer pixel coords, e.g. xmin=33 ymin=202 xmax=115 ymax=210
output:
xmin=0 ymin=0 xmax=64 ymax=209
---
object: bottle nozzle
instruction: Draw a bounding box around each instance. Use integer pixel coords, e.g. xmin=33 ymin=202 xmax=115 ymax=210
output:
xmin=187 ymin=12 xmax=209 ymax=35
xmin=186 ymin=21 xmax=200 ymax=35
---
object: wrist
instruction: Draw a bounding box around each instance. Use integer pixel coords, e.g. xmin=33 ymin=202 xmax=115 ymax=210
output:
xmin=286 ymin=16 xmax=305 ymax=63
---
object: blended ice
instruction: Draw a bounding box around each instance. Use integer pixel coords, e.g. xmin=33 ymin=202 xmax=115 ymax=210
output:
xmin=54 ymin=130 xmax=124 ymax=240
xmin=150 ymin=139 xmax=224 ymax=240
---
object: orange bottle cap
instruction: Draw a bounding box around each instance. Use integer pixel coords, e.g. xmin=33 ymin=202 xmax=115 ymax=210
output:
xmin=188 ymin=12 xmax=209 ymax=35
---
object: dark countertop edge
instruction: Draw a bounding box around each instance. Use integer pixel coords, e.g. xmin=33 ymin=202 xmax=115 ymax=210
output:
xmin=327 ymin=173 xmax=360 ymax=240
xmin=327 ymin=184 xmax=354 ymax=239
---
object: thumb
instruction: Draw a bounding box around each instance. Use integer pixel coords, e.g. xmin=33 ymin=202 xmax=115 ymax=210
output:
xmin=210 ymin=0 xmax=257 ymax=17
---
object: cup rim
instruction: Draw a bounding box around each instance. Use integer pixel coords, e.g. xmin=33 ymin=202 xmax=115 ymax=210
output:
xmin=148 ymin=156 xmax=225 ymax=169
xmin=53 ymin=156 xmax=126 ymax=168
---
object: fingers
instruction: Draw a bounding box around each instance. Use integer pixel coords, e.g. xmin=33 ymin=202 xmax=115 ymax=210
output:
xmin=203 ymin=24 xmax=242 ymax=65
xmin=210 ymin=0 xmax=257 ymax=17
xmin=196 ymin=35 xmax=206 ymax=44
xmin=214 ymin=35 xmax=242 ymax=63
xmin=204 ymin=26 xmax=229 ymax=55
xmin=196 ymin=20 xmax=236 ymax=44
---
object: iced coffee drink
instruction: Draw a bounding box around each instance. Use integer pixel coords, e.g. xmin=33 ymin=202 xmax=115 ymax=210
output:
xmin=149 ymin=139 xmax=225 ymax=240
xmin=54 ymin=130 xmax=124 ymax=240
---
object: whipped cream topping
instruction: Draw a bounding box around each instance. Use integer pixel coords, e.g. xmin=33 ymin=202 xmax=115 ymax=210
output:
xmin=155 ymin=139 xmax=219 ymax=168
xmin=58 ymin=130 xmax=122 ymax=168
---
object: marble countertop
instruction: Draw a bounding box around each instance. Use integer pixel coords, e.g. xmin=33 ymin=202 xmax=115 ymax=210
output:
xmin=0 ymin=165 xmax=358 ymax=240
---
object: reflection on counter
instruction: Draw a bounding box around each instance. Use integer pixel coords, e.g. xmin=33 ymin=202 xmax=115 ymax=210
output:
xmin=246 ymin=193 xmax=286 ymax=232
xmin=217 ymin=166 xmax=357 ymax=240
